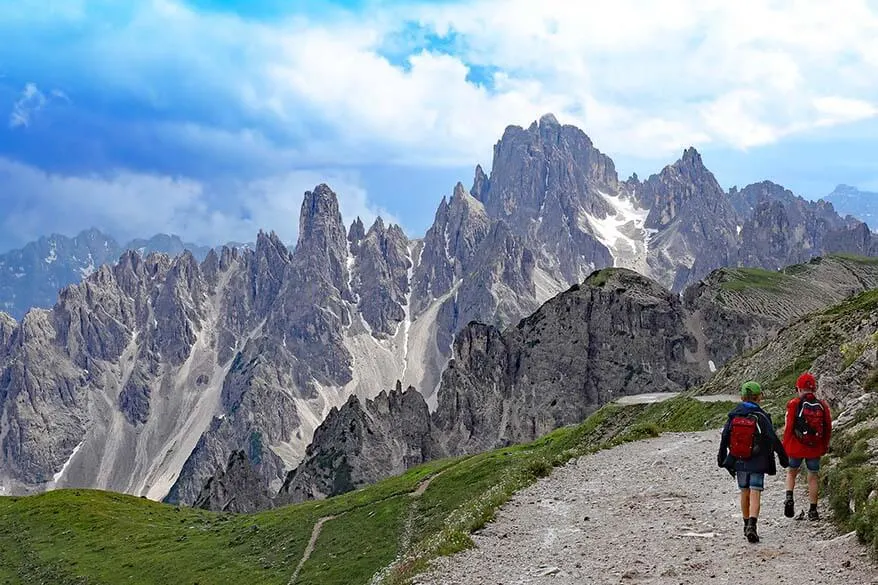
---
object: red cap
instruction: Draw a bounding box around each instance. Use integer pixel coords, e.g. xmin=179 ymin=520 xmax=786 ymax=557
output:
xmin=796 ymin=372 xmax=816 ymax=391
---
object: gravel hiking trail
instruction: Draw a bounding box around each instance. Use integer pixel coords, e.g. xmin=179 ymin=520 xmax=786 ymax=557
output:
xmin=413 ymin=431 xmax=878 ymax=585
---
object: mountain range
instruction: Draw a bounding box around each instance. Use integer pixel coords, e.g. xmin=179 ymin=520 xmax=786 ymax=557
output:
xmin=1 ymin=113 xmax=877 ymax=505
xmin=823 ymin=184 xmax=878 ymax=228
xmin=0 ymin=229 xmax=253 ymax=320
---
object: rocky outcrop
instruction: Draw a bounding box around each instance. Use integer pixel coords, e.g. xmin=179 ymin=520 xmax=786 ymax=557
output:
xmin=276 ymin=382 xmax=438 ymax=504
xmin=411 ymin=183 xmax=491 ymax=316
xmin=193 ymin=450 xmax=274 ymax=513
xmin=432 ymin=268 xmax=707 ymax=455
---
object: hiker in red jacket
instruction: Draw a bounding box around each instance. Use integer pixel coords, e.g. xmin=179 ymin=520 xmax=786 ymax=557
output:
xmin=782 ymin=372 xmax=832 ymax=520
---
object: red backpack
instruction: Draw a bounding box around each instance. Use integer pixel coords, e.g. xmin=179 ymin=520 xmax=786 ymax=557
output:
xmin=794 ymin=395 xmax=826 ymax=447
xmin=729 ymin=414 xmax=762 ymax=459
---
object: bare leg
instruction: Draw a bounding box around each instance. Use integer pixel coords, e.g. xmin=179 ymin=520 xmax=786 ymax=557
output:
xmin=808 ymin=472 xmax=819 ymax=505
xmin=740 ymin=489 xmax=750 ymax=518
xmin=749 ymin=489 xmax=761 ymax=518
xmin=786 ymin=467 xmax=799 ymax=491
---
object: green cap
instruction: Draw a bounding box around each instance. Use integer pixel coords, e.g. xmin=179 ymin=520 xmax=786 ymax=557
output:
xmin=740 ymin=381 xmax=762 ymax=397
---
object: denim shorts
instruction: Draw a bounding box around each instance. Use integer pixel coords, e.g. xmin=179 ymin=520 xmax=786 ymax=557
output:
xmin=736 ymin=471 xmax=765 ymax=491
xmin=789 ymin=457 xmax=821 ymax=472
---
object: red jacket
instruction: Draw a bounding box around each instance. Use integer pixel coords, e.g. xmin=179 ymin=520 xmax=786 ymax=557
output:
xmin=782 ymin=394 xmax=832 ymax=459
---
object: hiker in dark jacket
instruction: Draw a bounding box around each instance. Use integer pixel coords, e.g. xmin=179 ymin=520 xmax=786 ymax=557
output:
xmin=717 ymin=381 xmax=789 ymax=543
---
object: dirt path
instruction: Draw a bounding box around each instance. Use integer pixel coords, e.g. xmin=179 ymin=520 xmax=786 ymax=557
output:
xmin=288 ymin=515 xmax=337 ymax=585
xmin=413 ymin=431 xmax=878 ymax=585
xmin=411 ymin=469 xmax=444 ymax=498
xmin=614 ymin=392 xmax=740 ymax=405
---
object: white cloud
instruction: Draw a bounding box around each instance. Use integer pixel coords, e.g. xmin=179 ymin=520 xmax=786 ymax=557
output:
xmin=0 ymin=157 xmax=397 ymax=249
xmin=4 ymin=0 xmax=878 ymax=177
xmin=121 ymin=0 xmax=878 ymax=164
xmin=9 ymin=82 xmax=70 ymax=128
xmin=813 ymin=97 xmax=878 ymax=127
xmin=9 ymin=83 xmax=47 ymax=128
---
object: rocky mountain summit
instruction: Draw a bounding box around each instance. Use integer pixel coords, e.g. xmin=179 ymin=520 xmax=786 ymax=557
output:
xmin=0 ymin=228 xmax=221 ymax=320
xmin=3 ymin=114 xmax=878 ymax=506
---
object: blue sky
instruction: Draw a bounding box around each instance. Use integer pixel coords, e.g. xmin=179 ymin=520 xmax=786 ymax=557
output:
xmin=1 ymin=0 xmax=877 ymax=250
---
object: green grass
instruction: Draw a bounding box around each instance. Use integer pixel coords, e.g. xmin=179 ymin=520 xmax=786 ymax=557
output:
xmin=718 ymin=267 xmax=792 ymax=292
xmin=296 ymin=496 xmax=410 ymax=585
xmin=585 ymin=268 xmax=621 ymax=287
xmin=0 ymin=457 xmax=458 ymax=585
xmin=824 ymin=418 xmax=878 ymax=555
xmin=0 ymin=397 xmax=737 ymax=585
xmin=823 ymin=289 xmax=878 ymax=317
xmin=828 ymin=253 xmax=878 ymax=265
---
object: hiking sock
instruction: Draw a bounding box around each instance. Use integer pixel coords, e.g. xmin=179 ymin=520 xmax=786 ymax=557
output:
xmin=784 ymin=491 xmax=795 ymax=518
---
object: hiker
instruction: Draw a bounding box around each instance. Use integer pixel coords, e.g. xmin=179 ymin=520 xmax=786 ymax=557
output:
xmin=717 ymin=381 xmax=789 ymax=543
xmin=782 ymin=372 xmax=832 ymax=521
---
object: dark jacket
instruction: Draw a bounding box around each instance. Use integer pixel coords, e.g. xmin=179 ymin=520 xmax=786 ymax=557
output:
xmin=717 ymin=402 xmax=789 ymax=475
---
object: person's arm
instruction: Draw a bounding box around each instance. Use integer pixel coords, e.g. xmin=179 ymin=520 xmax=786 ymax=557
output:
xmin=782 ymin=399 xmax=796 ymax=445
xmin=717 ymin=420 xmax=730 ymax=467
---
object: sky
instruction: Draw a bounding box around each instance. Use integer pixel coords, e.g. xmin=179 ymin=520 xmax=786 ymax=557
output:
xmin=1 ymin=0 xmax=877 ymax=251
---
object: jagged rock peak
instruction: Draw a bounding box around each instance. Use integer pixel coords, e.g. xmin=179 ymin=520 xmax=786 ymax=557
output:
xmin=367 ymin=216 xmax=386 ymax=236
xmin=472 ymin=164 xmax=490 ymax=200
xmin=449 ymin=182 xmax=486 ymax=214
xmin=665 ymin=147 xmax=712 ymax=181
xmin=539 ymin=112 xmax=560 ymax=127
xmin=680 ymin=146 xmax=702 ymax=165
xmin=298 ymin=184 xmax=345 ymax=245
xmin=256 ymin=228 xmax=286 ymax=249
xmin=0 ymin=311 xmax=16 ymax=358
xmin=348 ymin=216 xmax=366 ymax=244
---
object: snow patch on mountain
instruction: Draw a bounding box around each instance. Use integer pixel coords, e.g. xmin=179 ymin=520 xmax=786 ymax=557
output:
xmin=79 ymin=253 xmax=96 ymax=279
xmin=44 ymin=242 xmax=57 ymax=264
xmin=580 ymin=191 xmax=652 ymax=275
xmin=51 ymin=440 xmax=84 ymax=485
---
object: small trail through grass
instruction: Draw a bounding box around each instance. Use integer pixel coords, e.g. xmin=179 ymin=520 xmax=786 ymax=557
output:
xmin=287 ymin=515 xmax=338 ymax=585
xmin=290 ymin=468 xmax=452 ymax=585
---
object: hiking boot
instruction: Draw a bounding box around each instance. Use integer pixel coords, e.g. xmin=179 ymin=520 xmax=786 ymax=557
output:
xmin=808 ymin=508 xmax=819 ymax=521
xmin=745 ymin=518 xmax=760 ymax=543
xmin=784 ymin=496 xmax=795 ymax=518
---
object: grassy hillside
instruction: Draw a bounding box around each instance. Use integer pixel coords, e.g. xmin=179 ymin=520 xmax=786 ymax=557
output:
xmin=0 ymin=397 xmax=735 ymax=585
